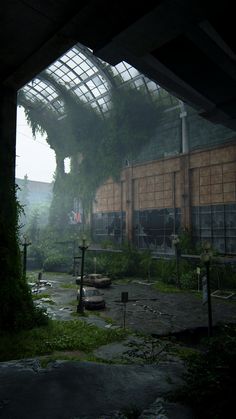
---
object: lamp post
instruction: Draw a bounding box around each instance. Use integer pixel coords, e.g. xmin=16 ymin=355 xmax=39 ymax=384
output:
xmin=22 ymin=235 xmax=31 ymax=278
xmin=201 ymin=241 xmax=213 ymax=337
xmin=77 ymin=237 xmax=89 ymax=313
xmin=172 ymin=234 xmax=181 ymax=288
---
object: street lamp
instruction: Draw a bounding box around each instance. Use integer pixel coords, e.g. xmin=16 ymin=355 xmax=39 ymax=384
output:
xmin=200 ymin=241 xmax=213 ymax=337
xmin=22 ymin=235 xmax=31 ymax=278
xmin=172 ymin=234 xmax=181 ymax=288
xmin=77 ymin=237 xmax=89 ymax=313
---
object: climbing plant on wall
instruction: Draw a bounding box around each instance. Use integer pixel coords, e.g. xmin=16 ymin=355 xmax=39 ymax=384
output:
xmin=19 ymin=71 xmax=169 ymax=229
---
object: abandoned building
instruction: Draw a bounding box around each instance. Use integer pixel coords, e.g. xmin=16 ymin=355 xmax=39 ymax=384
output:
xmin=1 ymin=1 xmax=236 ymax=286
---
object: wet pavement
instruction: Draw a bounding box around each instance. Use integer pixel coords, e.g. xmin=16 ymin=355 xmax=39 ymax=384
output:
xmin=31 ymin=273 xmax=236 ymax=336
xmin=100 ymin=281 xmax=236 ymax=335
xmin=0 ymin=358 xmax=189 ymax=419
xmin=0 ymin=272 xmax=233 ymax=418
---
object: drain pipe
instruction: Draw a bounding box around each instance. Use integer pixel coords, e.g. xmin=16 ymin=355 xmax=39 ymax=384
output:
xmin=179 ymin=100 xmax=189 ymax=153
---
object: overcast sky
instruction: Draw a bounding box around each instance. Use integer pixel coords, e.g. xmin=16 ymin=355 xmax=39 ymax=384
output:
xmin=16 ymin=107 xmax=56 ymax=183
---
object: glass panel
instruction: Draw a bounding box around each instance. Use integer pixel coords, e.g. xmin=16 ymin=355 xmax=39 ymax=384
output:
xmin=226 ymin=238 xmax=236 ymax=253
xmin=201 ymin=214 xmax=211 ymax=228
xmin=212 ymin=238 xmax=225 ymax=253
xmin=212 ymin=212 xmax=224 ymax=228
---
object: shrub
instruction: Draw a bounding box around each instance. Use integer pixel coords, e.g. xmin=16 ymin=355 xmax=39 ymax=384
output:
xmin=210 ymin=263 xmax=236 ymax=291
xmin=43 ymin=255 xmax=71 ymax=272
xmin=173 ymin=324 xmax=236 ymax=418
xmin=180 ymin=271 xmax=198 ymax=290
xmin=152 ymin=258 xmax=176 ymax=284
xmin=84 ymin=244 xmax=141 ymax=278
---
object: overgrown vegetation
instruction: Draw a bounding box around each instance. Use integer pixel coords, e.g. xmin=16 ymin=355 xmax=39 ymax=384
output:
xmin=0 ymin=187 xmax=49 ymax=332
xmin=0 ymin=319 xmax=127 ymax=362
xmin=122 ymin=335 xmax=173 ymax=364
xmin=172 ymin=324 xmax=236 ymax=418
xmin=83 ymin=245 xmax=235 ymax=291
xmin=20 ymin=71 xmax=168 ymax=221
xmin=23 ymin=231 xmax=236 ymax=292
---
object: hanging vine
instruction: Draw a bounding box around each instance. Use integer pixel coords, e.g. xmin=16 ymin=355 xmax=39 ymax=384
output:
xmin=19 ymin=70 xmax=170 ymax=226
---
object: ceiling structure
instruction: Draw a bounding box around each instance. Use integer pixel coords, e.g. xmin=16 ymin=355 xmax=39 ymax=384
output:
xmin=2 ymin=0 xmax=236 ymax=130
xmin=19 ymin=42 xmax=176 ymax=118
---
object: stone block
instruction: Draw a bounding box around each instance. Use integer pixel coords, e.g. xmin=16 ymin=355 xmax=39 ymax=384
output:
xmin=224 ymin=192 xmax=235 ymax=202
xmin=200 ymin=176 xmax=210 ymax=186
xmin=211 ymin=184 xmax=223 ymax=194
xmin=147 ymin=183 xmax=155 ymax=192
xmin=210 ymin=149 xmax=224 ymax=164
xmin=190 ymin=169 xmax=199 ymax=182
xmin=211 ymin=194 xmax=224 ymax=203
xmin=155 ymin=183 xmax=164 ymax=192
xmin=223 ymin=182 xmax=235 ymax=193
xmin=162 ymin=172 xmax=171 ymax=182
xmin=190 ymin=151 xmax=210 ymax=168
xmin=163 ymin=181 xmax=172 ymax=191
xmin=200 ymin=195 xmax=211 ymax=204
xmin=224 ymin=172 xmax=235 ymax=182
xmin=164 ymin=198 xmax=173 ymax=207
xmin=155 ymin=191 xmax=164 ymax=200
xmin=147 ymin=176 xmax=155 ymax=185
xmin=146 ymin=192 xmax=155 ymax=201
xmin=200 ymin=167 xmax=211 ymax=177
xmin=163 ymin=157 xmax=180 ymax=172
xmin=155 ymin=173 xmax=164 ymax=182
xmin=152 ymin=161 xmax=164 ymax=175
xmin=155 ymin=199 xmax=164 ymax=208
xmin=200 ymin=185 xmax=211 ymax=195
xmin=223 ymin=162 xmax=236 ymax=173
xmin=211 ymin=165 xmax=222 ymax=176
xmin=210 ymin=174 xmax=223 ymax=184
xmin=164 ymin=190 xmax=172 ymax=199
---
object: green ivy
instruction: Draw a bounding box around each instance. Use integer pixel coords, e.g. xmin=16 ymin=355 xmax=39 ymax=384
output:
xmin=20 ymin=72 xmax=170 ymax=222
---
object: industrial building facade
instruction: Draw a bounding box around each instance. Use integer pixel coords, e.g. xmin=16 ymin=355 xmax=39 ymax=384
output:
xmin=92 ymin=141 xmax=236 ymax=255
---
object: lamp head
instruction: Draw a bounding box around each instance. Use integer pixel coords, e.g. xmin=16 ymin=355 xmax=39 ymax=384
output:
xmin=79 ymin=236 xmax=89 ymax=249
xmin=203 ymin=241 xmax=211 ymax=251
xmin=172 ymin=234 xmax=180 ymax=246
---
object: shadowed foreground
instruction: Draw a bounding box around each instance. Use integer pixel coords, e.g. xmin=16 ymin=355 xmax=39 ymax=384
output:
xmin=0 ymin=359 xmax=191 ymax=418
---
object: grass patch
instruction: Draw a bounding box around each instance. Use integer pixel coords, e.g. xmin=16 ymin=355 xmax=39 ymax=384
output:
xmin=60 ymin=283 xmax=78 ymax=289
xmin=0 ymin=319 xmax=127 ymax=362
xmin=32 ymin=293 xmax=51 ymax=300
xmin=113 ymin=277 xmax=134 ymax=285
xmin=26 ymin=272 xmax=38 ymax=282
xmin=152 ymin=281 xmax=183 ymax=293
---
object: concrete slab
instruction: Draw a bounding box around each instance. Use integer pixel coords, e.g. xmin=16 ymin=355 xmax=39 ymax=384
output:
xmin=0 ymin=359 xmax=186 ymax=419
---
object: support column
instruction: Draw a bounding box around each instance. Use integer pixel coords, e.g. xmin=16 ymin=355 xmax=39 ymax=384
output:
xmin=0 ymin=87 xmax=36 ymax=331
xmin=179 ymin=101 xmax=189 ymax=154
xmin=125 ymin=165 xmax=133 ymax=242
xmin=0 ymin=86 xmax=19 ymax=280
xmin=180 ymin=154 xmax=191 ymax=231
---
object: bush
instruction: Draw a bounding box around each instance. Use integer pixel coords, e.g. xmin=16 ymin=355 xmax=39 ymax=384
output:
xmin=180 ymin=271 xmax=198 ymax=290
xmin=84 ymin=244 xmax=141 ymax=279
xmin=173 ymin=324 xmax=236 ymax=418
xmin=210 ymin=263 xmax=236 ymax=291
xmin=43 ymin=255 xmax=71 ymax=272
xmin=152 ymin=258 xmax=176 ymax=284
xmin=27 ymin=244 xmax=45 ymax=263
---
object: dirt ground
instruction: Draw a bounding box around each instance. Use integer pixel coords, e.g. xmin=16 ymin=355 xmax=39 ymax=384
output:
xmin=33 ymin=272 xmax=236 ymax=336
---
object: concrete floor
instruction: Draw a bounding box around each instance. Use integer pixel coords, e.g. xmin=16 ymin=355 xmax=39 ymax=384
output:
xmin=1 ymin=272 xmax=234 ymax=418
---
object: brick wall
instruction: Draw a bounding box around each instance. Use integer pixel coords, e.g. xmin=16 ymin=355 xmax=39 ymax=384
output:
xmin=190 ymin=144 xmax=236 ymax=206
xmin=93 ymin=142 xmax=236 ymax=238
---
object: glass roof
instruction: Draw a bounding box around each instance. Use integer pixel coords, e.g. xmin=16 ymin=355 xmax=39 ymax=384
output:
xmin=19 ymin=43 xmax=176 ymax=117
